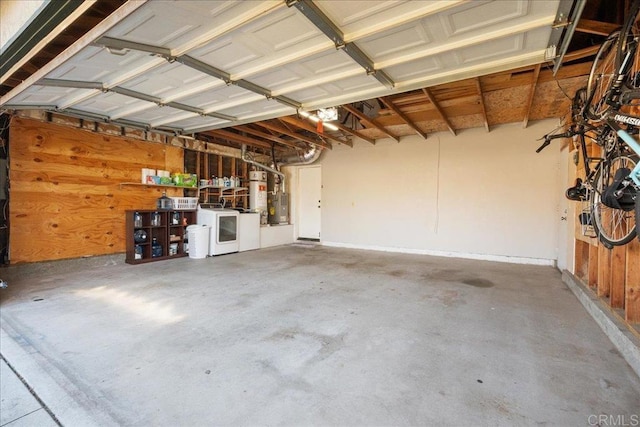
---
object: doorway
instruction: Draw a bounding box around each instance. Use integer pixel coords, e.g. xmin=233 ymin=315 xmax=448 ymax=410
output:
xmin=298 ymin=166 xmax=321 ymax=240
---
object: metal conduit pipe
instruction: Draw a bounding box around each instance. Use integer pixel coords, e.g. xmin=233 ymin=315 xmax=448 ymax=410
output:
xmin=241 ymin=144 xmax=286 ymax=192
xmin=279 ymin=143 xmax=323 ymax=165
xmin=241 ymin=143 xmax=324 ymax=194
xmin=241 ymin=144 xmax=284 ymax=177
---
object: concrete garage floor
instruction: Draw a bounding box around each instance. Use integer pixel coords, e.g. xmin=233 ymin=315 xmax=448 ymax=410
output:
xmin=0 ymin=245 xmax=639 ymax=426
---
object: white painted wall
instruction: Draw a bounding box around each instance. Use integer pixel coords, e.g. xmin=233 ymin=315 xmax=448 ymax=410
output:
xmin=557 ymin=147 xmax=576 ymax=272
xmin=307 ymin=119 xmax=563 ymax=265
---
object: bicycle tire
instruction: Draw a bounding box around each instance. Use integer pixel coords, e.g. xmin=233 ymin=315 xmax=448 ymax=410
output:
xmin=617 ymin=0 xmax=640 ymax=110
xmin=586 ymin=31 xmax=620 ymax=121
xmin=617 ymin=0 xmax=640 ymax=72
xmin=590 ymin=154 xmax=639 ymax=246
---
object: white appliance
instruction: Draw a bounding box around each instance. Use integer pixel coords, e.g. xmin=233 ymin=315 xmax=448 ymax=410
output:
xmin=238 ymin=212 xmax=260 ymax=252
xmin=249 ymin=171 xmax=268 ymax=225
xmin=197 ymin=206 xmax=239 ymax=255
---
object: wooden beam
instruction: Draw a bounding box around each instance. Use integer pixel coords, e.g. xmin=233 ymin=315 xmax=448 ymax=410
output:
xmin=597 ymin=244 xmax=611 ymax=298
xmin=588 ymin=243 xmax=598 ymax=289
xmin=379 ymin=96 xmax=428 ymax=140
xmin=610 ymin=245 xmax=626 ymax=309
xmin=278 ymin=116 xmax=352 ymax=147
xmin=233 ymin=125 xmax=297 ymax=149
xmin=254 ymin=120 xmax=332 ymax=150
xmin=522 ymin=63 xmax=541 ymax=129
xmin=341 ymin=104 xmax=400 ymax=142
xmin=422 ymin=88 xmax=455 ymax=136
xmin=474 ymin=78 xmax=490 ymax=132
xmin=206 ymin=129 xmax=275 ymax=150
xmin=576 ymin=18 xmax=620 ymax=37
xmin=332 ymin=121 xmax=375 ymax=145
xmin=559 ymin=45 xmax=601 ymax=63
xmin=625 ymin=238 xmax=640 ymax=323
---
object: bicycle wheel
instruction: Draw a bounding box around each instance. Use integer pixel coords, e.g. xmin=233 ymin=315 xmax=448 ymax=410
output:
xmin=590 ymin=154 xmax=638 ymax=246
xmin=586 ymin=31 xmax=620 ymax=121
xmin=617 ymin=0 xmax=639 ymax=72
xmin=618 ymin=0 xmax=640 ymax=107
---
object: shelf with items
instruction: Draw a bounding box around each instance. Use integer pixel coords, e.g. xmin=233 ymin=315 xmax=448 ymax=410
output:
xmin=199 ymin=186 xmax=248 ymax=208
xmin=119 ymin=182 xmax=198 ymax=191
xmin=125 ymin=209 xmax=197 ymax=264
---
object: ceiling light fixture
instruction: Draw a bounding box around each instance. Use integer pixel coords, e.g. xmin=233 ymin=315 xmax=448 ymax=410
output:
xmin=317 ymin=107 xmax=338 ymax=121
xmin=299 ymin=110 xmax=339 ymax=131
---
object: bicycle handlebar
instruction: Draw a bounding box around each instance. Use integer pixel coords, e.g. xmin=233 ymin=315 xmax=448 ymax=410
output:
xmin=536 ymin=129 xmax=579 ymax=153
xmin=535 ymin=137 xmax=552 ymax=153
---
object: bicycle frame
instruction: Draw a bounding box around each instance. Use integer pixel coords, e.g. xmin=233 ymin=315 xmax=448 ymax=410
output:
xmin=608 ymin=116 xmax=640 ymax=186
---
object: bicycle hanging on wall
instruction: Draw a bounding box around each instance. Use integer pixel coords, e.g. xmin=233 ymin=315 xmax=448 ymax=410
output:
xmin=538 ymin=0 xmax=640 ymax=248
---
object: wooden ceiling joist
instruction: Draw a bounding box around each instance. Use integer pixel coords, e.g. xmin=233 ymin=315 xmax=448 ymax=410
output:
xmin=234 ymin=125 xmax=300 ymax=150
xmin=341 ymin=104 xmax=399 ymax=142
xmin=379 ymin=96 xmax=428 ymax=140
xmin=422 ymin=88 xmax=455 ymax=136
xmin=474 ymin=78 xmax=490 ymax=132
xmin=205 ymin=129 xmax=276 ymax=150
xmin=332 ymin=122 xmax=376 ymax=145
xmin=278 ymin=116 xmax=352 ymax=147
xmin=575 ymin=18 xmax=620 ymax=37
xmin=522 ymin=63 xmax=541 ymax=128
xmin=254 ymin=121 xmax=332 ymax=150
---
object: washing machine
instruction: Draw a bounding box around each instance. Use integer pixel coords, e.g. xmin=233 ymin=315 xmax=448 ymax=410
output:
xmin=197 ymin=205 xmax=239 ymax=255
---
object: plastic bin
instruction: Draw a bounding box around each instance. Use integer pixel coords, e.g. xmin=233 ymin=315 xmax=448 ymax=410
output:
xmin=186 ymin=225 xmax=210 ymax=259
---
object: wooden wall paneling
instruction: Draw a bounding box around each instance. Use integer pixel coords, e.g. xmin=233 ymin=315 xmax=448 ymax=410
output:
xmin=574 ymin=239 xmax=589 ymax=280
xmin=588 ymin=243 xmax=599 ymax=289
xmin=625 ymin=238 xmax=640 ymax=323
xmin=597 ymin=244 xmax=611 ymax=298
xmin=610 ymin=245 xmax=626 ymax=309
xmin=9 ymin=118 xmax=184 ymax=263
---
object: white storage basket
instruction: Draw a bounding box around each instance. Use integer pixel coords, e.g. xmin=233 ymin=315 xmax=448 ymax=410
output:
xmin=170 ymin=197 xmax=198 ymax=210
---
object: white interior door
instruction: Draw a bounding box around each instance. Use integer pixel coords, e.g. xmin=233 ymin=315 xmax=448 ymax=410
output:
xmin=298 ymin=166 xmax=321 ymax=240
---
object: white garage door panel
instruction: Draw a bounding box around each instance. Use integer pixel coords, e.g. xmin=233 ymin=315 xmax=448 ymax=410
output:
xmin=164 ymin=115 xmax=229 ymax=131
xmin=1 ymin=0 xmax=566 ymax=134
xmin=251 ymin=50 xmax=361 ymax=93
xmin=216 ymin=98 xmax=294 ymax=121
xmin=120 ymin=62 xmax=220 ymax=99
xmin=104 ymin=1 xmax=283 ymax=52
xmin=74 ymin=92 xmax=141 ymax=115
xmin=179 ymin=87 xmax=263 ymax=112
xmin=9 ymin=86 xmax=78 ymax=106
xmin=317 ymin=0 xmax=466 ymax=41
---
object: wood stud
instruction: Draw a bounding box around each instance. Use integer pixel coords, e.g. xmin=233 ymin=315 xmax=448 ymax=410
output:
xmin=522 ymin=64 xmax=541 ymax=129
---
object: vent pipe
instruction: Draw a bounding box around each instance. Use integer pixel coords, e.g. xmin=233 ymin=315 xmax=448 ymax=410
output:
xmin=279 ymin=143 xmax=323 ymax=165
xmin=241 ymin=144 xmax=324 ymax=193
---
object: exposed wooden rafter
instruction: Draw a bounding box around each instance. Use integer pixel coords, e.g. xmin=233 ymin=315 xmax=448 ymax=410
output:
xmin=341 ymin=104 xmax=399 ymax=142
xmin=253 ymin=120 xmax=333 ymax=150
xmin=558 ymin=45 xmax=601 ymax=64
xmin=422 ymin=87 xmax=455 ymax=136
xmin=206 ymin=129 xmax=277 ymax=150
xmin=234 ymin=125 xmax=299 ymax=149
xmin=379 ymin=96 xmax=428 ymax=140
xmin=575 ymin=18 xmax=619 ymax=36
xmin=474 ymin=78 xmax=490 ymax=132
xmin=332 ymin=121 xmax=376 ymax=145
xmin=522 ymin=63 xmax=541 ymax=128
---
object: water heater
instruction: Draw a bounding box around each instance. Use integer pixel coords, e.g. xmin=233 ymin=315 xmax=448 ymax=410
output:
xmin=249 ymin=170 xmax=268 ymax=225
